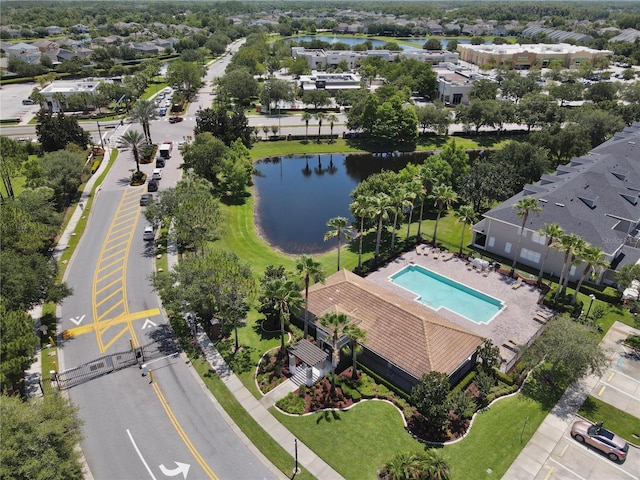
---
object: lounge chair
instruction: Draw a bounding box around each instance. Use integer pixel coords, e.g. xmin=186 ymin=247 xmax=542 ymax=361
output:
xmin=433 ymin=248 xmax=441 ymax=259
xmin=442 ymin=252 xmax=454 ymax=262
xmin=512 ymin=277 xmax=523 ymax=290
xmin=416 ymin=246 xmax=422 ymax=255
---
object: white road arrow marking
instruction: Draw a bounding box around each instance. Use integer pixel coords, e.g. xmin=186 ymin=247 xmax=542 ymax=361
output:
xmin=70 ymin=315 xmax=86 ymax=325
xmin=159 ymin=462 xmax=190 ymax=478
xmin=141 ymin=319 xmax=157 ymax=329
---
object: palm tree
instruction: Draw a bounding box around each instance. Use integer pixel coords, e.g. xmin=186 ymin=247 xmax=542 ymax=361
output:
xmin=350 ymin=194 xmax=374 ymax=272
xmin=117 ymin=129 xmax=148 ymax=174
xmin=295 ymin=255 xmax=325 ymax=338
xmin=380 ymin=450 xmax=451 ymax=480
xmin=324 ymin=216 xmax=352 ymax=272
xmin=52 ymin=92 xmax=66 ymax=112
xmin=301 ymin=111 xmax=312 ymax=142
xmin=416 ymin=165 xmax=437 ymax=241
xmin=554 ymin=233 xmax=585 ymax=301
xmin=561 ymin=235 xmax=587 ymax=296
xmin=371 ymin=192 xmax=392 ymax=258
xmin=537 ymin=223 xmax=564 ymax=284
xmin=571 ymin=245 xmax=608 ymax=305
xmin=389 ymin=185 xmax=411 ymax=252
xmin=129 ymin=98 xmax=157 ymax=143
xmin=342 ymin=324 xmax=366 ymax=379
xmin=431 ymin=184 xmax=458 ymax=245
xmin=404 ymin=179 xmax=420 ymax=241
xmin=326 ymin=113 xmax=338 ymax=143
xmin=261 ymin=277 xmax=303 ymax=359
xmin=509 ymin=196 xmax=542 ymax=277
xmin=454 ymin=204 xmax=477 ymax=255
xmin=315 ymin=112 xmax=325 ymax=143
xmin=318 ymin=311 xmax=350 ymax=394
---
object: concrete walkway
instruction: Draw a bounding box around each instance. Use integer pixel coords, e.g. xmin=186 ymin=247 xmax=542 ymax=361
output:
xmin=166 ymin=241 xmax=345 ymax=480
xmin=503 ymin=321 xmax=640 ymax=479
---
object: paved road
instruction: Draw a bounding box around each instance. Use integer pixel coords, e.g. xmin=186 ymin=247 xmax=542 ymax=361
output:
xmin=58 ymin=40 xmax=281 ymax=480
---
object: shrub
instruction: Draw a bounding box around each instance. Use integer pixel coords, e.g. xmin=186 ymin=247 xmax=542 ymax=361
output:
xmin=450 ymin=370 xmax=476 ymax=397
xmin=276 ymin=392 xmax=306 ymax=415
xmin=495 ymin=370 xmax=514 ymax=386
xmin=358 ymin=374 xmax=378 ymax=399
xmin=625 ymin=334 xmax=640 ymax=350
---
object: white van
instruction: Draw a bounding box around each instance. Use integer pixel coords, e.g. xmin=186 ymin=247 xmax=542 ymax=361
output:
xmin=143 ymin=226 xmax=155 ymax=241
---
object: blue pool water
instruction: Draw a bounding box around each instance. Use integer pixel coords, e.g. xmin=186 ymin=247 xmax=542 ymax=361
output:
xmin=390 ymin=265 xmax=504 ymax=324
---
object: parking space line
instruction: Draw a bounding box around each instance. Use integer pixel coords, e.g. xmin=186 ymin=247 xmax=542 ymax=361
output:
xmin=599 ymin=379 xmax=640 ymax=399
xmin=609 ymin=368 xmax=640 ymax=384
xmin=549 ymin=457 xmax=586 ymax=480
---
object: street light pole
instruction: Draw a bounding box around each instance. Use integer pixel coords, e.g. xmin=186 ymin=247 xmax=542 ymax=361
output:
xmin=585 ymin=293 xmax=596 ymax=320
xmin=96 ymin=121 xmax=104 ymax=150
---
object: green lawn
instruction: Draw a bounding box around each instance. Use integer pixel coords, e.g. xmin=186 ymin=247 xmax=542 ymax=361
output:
xmin=578 ymin=396 xmax=640 ymax=443
xmin=273 ymin=400 xmax=423 ymax=480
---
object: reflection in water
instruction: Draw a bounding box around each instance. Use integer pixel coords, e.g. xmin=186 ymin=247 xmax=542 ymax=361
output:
xmin=253 ymin=153 xmax=425 ymax=254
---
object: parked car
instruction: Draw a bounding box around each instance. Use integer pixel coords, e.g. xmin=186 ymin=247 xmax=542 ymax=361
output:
xmin=22 ymin=98 xmax=35 ymax=105
xmin=155 ymin=157 xmax=165 ymax=168
xmin=571 ymin=421 xmax=629 ymax=461
xmin=143 ymin=225 xmax=155 ymax=241
xmin=159 ymin=107 xmax=167 ymax=117
xmin=147 ymin=179 xmax=159 ymax=192
xmin=168 ymin=116 xmax=183 ymax=124
xmin=139 ymin=193 xmax=153 ymax=206
xmin=152 ymin=168 xmax=162 ymax=180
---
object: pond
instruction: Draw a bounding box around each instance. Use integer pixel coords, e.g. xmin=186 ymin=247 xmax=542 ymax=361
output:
xmin=286 ymin=35 xmax=492 ymax=51
xmin=253 ymin=153 xmax=427 ymax=254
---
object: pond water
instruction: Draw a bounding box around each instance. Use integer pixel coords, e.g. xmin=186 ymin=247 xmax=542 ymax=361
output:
xmin=287 ymin=36 xmax=492 ymax=51
xmin=253 ymin=153 xmax=426 ymax=254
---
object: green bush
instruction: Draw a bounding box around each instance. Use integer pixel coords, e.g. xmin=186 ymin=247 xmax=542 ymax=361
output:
xmin=495 ymin=370 xmax=514 ymax=386
xmin=357 ymin=364 xmax=410 ymax=400
xmin=625 ymin=334 xmax=640 ymax=350
xmin=357 ymin=374 xmax=378 ymax=399
xmin=276 ymin=392 xmax=305 ymax=415
xmin=450 ymin=370 xmax=477 ymax=397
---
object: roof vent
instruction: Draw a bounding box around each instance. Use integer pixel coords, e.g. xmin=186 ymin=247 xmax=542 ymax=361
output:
xmin=620 ymin=192 xmax=638 ymax=205
xmin=555 ymin=203 xmax=565 ymax=207
xmin=577 ymin=195 xmax=597 ymax=209
xmin=612 ymin=171 xmax=628 ymax=181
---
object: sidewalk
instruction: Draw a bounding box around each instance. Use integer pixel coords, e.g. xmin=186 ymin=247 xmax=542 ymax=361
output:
xmin=165 ymin=239 xmax=345 ymax=480
xmin=503 ymin=321 xmax=639 ymax=479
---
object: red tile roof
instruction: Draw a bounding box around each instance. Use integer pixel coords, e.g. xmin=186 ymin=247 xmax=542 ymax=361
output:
xmin=306 ymin=270 xmax=485 ymax=379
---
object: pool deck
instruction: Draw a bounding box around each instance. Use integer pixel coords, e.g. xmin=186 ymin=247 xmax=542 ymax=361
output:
xmin=365 ymin=246 xmax=552 ymax=371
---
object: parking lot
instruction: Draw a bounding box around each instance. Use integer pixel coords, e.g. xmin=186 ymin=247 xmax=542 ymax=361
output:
xmin=505 ymin=322 xmax=640 ymax=480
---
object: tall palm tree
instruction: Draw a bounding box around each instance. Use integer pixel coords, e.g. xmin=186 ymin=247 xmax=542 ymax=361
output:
xmin=129 ymin=98 xmax=158 ymax=143
xmin=261 ymin=277 xmax=303 ymax=359
xmin=342 ymin=324 xmax=366 ymax=379
xmin=326 ymin=113 xmax=338 ymax=143
xmin=318 ymin=311 xmax=350 ymax=394
xmin=404 ymin=179 xmax=420 ymax=241
xmin=571 ymin=245 xmax=608 ymax=305
xmin=454 ymin=204 xmax=477 ymax=255
xmin=350 ymin=194 xmax=374 ymax=272
xmin=561 ymin=235 xmax=587 ymax=295
xmin=52 ymin=92 xmax=66 ymax=112
xmin=324 ymin=216 xmax=352 ymax=272
xmin=295 ymin=255 xmax=325 ymax=338
xmin=554 ymin=233 xmax=585 ymax=301
xmin=431 ymin=184 xmax=458 ymax=245
xmin=416 ymin=165 xmax=437 ymax=241
xmin=510 ymin=196 xmax=542 ymax=277
xmin=315 ymin=112 xmax=325 ymax=143
xmin=537 ymin=223 xmax=564 ymax=284
xmin=117 ymin=129 xmax=148 ymax=173
xmin=371 ymin=192 xmax=392 ymax=258
xmin=389 ymin=185 xmax=411 ymax=252
xmin=301 ymin=111 xmax=312 ymax=142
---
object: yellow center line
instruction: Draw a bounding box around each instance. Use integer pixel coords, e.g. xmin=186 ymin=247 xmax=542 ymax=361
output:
xmin=152 ymin=382 xmax=219 ymax=480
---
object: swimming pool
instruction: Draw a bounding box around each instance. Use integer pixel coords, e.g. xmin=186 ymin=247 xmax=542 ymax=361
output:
xmin=390 ymin=265 xmax=504 ymax=324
